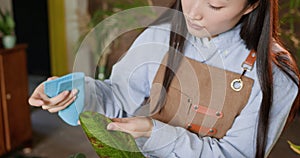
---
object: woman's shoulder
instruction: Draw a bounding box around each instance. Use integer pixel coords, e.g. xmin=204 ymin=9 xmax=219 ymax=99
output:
xmin=272 ymin=63 xmax=298 ymax=88
xmin=246 ymin=41 xmax=298 ymax=98
xmin=271 ymin=41 xmax=288 ymax=53
xmin=271 ymin=50 xmax=298 ymax=96
xmin=271 ymin=41 xmax=298 ymax=86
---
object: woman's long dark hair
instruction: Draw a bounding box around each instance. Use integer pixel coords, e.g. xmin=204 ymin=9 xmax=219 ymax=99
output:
xmin=154 ymin=0 xmax=300 ymax=157
xmin=241 ymin=0 xmax=300 ymax=157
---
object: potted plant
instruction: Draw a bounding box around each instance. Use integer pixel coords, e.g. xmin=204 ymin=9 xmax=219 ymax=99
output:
xmin=0 ymin=9 xmax=16 ymax=49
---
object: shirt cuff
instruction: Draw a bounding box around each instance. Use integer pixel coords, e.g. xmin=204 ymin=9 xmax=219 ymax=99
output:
xmin=142 ymin=119 xmax=178 ymax=157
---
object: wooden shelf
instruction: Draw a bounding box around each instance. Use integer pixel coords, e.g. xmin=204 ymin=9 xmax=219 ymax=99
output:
xmin=0 ymin=44 xmax=32 ymax=156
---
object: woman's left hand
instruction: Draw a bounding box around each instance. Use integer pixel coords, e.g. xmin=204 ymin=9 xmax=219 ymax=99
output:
xmin=107 ymin=117 xmax=153 ymax=138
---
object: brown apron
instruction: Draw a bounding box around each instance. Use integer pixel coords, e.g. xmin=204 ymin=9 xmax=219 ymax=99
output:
xmin=150 ymin=51 xmax=255 ymax=139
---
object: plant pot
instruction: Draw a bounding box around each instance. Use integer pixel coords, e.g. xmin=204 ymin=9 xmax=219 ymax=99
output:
xmin=2 ymin=35 xmax=16 ymax=49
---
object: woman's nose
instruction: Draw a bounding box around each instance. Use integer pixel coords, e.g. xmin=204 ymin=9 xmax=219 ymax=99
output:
xmin=186 ymin=2 xmax=203 ymax=20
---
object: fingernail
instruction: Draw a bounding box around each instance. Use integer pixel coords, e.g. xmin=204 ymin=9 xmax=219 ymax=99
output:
xmin=107 ymin=123 xmax=115 ymax=130
xmin=72 ymin=89 xmax=78 ymax=95
xmin=42 ymin=105 xmax=48 ymax=110
xmin=63 ymin=91 xmax=69 ymax=95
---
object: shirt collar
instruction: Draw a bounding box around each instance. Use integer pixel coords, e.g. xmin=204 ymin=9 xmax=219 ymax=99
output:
xmin=190 ymin=24 xmax=243 ymax=50
xmin=211 ymin=24 xmax=243 ymax=50
xmin=186 ymin=24 xmax=243 ymax=60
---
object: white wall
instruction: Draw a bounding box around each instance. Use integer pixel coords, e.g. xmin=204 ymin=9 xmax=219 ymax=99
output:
xmin=64 ymin=0 xmax=94 ymax=75
xmin=0 ymin=0 xmax=12 ymax=13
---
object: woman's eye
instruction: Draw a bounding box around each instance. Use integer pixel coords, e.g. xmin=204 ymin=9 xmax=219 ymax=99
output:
xmin=209 ymin=4 xmax=223 ymax=11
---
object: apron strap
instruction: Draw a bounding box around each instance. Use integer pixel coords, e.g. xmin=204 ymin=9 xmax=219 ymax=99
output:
xmin=232 ymin=49 xmax=256 ymax=92
xmin=241 ymin=49 xmax=256 ymax=71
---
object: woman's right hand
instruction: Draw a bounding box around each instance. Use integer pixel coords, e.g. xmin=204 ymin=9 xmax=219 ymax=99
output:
xmin=28 ymin=77 xmax=78 ymax=113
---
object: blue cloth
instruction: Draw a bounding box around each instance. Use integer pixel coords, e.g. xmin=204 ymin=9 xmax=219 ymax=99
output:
xmin=44 ymin=72 xmax=85 ymax=126
xmin=83 ymin=24 xmax=298 ymax=157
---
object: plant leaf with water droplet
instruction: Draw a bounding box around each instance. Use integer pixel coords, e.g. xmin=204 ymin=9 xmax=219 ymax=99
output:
xmin=79 ymin=111 xmax=145 ymax=158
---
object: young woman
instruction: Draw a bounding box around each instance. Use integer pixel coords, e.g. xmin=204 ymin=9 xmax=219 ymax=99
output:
xmin=29 ymin=0 xmax=299 ymax=157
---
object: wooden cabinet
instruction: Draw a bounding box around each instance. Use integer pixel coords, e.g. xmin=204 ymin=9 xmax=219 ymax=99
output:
xmin=0 ymin=44 xmax=32 ymax=156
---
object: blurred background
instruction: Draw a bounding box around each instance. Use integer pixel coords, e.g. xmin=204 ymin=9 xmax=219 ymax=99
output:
xmin=0 ymin=0 xmax=299 ymax=157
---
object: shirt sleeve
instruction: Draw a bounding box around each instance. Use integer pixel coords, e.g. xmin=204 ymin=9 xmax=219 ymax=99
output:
xmin=83 ymin=25 xmax=170 ymax=118
xmin=141 ymin=66 xmax=298 ymax=158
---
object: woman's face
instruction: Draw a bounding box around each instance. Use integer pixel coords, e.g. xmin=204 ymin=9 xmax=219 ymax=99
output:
xmin=181 ymin=0 xmax=256 ymax=37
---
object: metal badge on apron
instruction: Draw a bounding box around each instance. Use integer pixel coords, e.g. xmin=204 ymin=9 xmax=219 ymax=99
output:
xmin=231 ymin=50 xmax=256 ymax=92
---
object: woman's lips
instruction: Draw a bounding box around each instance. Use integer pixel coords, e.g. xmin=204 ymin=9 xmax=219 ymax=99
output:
xmin=187 ymin=19 xmax=204 ymax=30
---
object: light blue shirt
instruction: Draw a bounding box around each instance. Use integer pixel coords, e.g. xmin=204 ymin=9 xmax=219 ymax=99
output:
xmin=83 ymin=24 xmax=298 ymax=158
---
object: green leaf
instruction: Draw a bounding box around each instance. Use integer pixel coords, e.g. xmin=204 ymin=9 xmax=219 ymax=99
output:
xmin=0 ymin=9 xmax=4 ymax=19
xmin=6 ymin=15 xmax=15 ymax=30
xmin=79 ymin=111 xmax=145 ymax=158
xmin=0 ymin=19 xmax=4 ymax=29
xmin=288 ymin=140 xmax=300 ymax=155
xmin=0 ymin=9 xmax=14 ymax=35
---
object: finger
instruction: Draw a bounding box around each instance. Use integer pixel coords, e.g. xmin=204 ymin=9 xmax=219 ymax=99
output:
xmin=28 ymin=76 xmax=60 ymax=107
xmin=107 ymin=122 xmax=134 ymax=133
xmin=56 ymin=89 xmax=78 ymax=105
xmin=48 ymin=96 xmax=77 ymax=113
xmin=54 ymin=89 xmax=78 ymax=105
xmin=42 ymin=90 xmax=70 ymax=106
xmin=28 ymin=97 xmax=44 ymax=107
xmin=42 ymin=105 xmax=51 ymax=110
xmin=28 ymin=84 xmax=46 ymax=106
xmin=38 ymin=91 xmax=52 ymax=103
xmin=111 ymin=118 xmax=127 ymax=123
xmin=41 ymin=89 xmax=77 ymax=110
xmin=107 ymin=122 xmax=124 ymax=131
xmin=41 ymin=91 xmax=74 ymax=110
xmin=47 ymin=76 xmax=58 ymax=81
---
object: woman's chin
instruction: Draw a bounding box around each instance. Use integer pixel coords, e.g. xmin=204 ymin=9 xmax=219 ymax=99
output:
xmin=187 ymin=27 xmax=212 ymax=38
